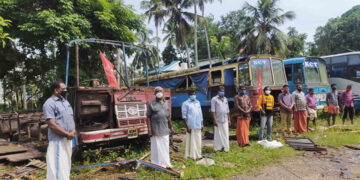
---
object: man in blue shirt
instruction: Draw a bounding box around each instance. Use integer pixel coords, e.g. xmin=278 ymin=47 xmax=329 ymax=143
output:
xmin=43 ymin=81 xmax=75 ymax=180
xmin=182 ymin=90 xmax=203 ymax=159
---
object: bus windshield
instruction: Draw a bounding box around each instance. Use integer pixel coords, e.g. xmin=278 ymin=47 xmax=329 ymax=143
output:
xmin=304 ymin=60 xmax=321 ymax=83
xmin=272 ymin=59 xmax=286 ymax=85
xmin=318 ymin=60 xmax=329 ymax=84
xmin=251 ymin=58 xmax=273 ymax=85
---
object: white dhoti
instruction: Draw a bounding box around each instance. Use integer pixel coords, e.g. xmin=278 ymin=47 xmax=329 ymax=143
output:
xmin=151 ymin=135 xmax=172 ymax=168
xmin=307 ymin=108 xmax=317 ymax=121
xmin=214 ymin=121 xmax=229 ymax=152
xmin=46 ymin=139 xmax=72 ymax=180
xmin=185 ymin=129 xmax=202 ymax=159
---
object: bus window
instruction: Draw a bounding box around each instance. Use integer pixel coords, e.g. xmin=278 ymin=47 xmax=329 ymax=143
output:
xmin=332 ymin=56 xmax=347 ymax=64
xmin=251 ymin=58 xmax=273 ymax=85
xmin=348 ymin=55 xmax=360 ymax=65
xmin=211 ymin=70 xmax=222 ymax=85
xmin=285 ymin=64 xmax=293 ymax=81
xmin=304 ymin=60 xmax=321 ymax=83
xmin=318 ymin=60 xmax=329 ymax=84
xmin=293 ymin=63 xmax=304 ymax=84
xmin=238 ymin=63 xmax=250 ymax=86
xmin=272 ymin=59 xmax=286 ymax=85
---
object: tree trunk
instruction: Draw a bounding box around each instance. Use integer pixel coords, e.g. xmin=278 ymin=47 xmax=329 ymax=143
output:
xmin=22 ymin=84 xmax=27 ymax=110
xmin=3 ymin=80 xmax=6 ymax=111
xmin=185 ymin=42 xmax=191 ymax=68
xmin=194 ymin=2 xmax=198 ymax=67
xmin=156 ymin=26 xmax=161 ymax=75
xmin=202 ymin=11 xmax=212 ymax=68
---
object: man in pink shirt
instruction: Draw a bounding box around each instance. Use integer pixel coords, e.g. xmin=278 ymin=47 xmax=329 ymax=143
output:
xmin=306 ymin=88 xmax=317 ymax=130
xmin=340 ymin=85 xmax=354 ymax=125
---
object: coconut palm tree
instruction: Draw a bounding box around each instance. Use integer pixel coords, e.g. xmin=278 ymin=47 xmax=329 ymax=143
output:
xmin=141 ymin=0 xmax=167 ymax=51
xmin=132 ymin=30 xmax=157 ymax=73
xmin=163 ymin=0 xmax=194 ymax=67
xmin=198 ymin=0 xmax=221 ymax=67
xmin=241 ymin=0 xmax=295 ymax=55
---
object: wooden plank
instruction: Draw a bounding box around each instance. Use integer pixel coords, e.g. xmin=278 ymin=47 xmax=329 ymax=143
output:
xmin=0 ymin=150 xmax=42 ymax=162
xmin=0 ymin=144 xmax=28 ymax=155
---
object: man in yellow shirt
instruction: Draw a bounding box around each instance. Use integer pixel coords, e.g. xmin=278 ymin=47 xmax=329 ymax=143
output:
xmin=258 ymin=86 xmax=274 ymax=141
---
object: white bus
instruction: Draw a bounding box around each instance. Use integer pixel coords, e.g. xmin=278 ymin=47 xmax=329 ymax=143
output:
xmin=321 ymin=52 xmax=360 ymax=110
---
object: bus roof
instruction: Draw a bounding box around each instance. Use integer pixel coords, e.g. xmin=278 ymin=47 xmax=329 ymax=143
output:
xmin=284 ymin=56 xmax=325 ymax=65
xmin=321 ymin=51 xmax=360 ymax=58
xmin=199 ymin=56 xmax=248 ymax=69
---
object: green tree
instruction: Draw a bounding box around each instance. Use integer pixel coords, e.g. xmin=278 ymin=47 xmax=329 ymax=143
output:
xmin=210 ymin=35 xmax=230 ymax=60
xmin=241 ymin=0 xmax=295 ymax=56
xmin=313 ymin=5 xmax=360 ymax=55
xmin=0 ymin=0 xmax=145 ymax=108
xmin=162 ymin=44 xmax=178 ymax=65
xmin=285 ymin=27 xmax=307 ymax=57
xmin=198 ymin=0 xmax=221 ymax=63
xmin=218 ymin=9 xmax=249 ymax=57
xmin=141 ymin=0 xmax=167 ymax=52
xmin=0 ymin=16 xmax=12 ymax=47
xmin=163 ymin=0 xmax=194 ymax=67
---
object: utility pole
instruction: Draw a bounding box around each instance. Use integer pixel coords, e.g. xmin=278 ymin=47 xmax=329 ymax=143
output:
xmin=117 ymin=49 xmax=123 ymax=86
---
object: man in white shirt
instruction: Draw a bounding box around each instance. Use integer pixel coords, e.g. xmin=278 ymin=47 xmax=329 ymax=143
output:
xmin=211 ymin=86 xmax=230 ymax=152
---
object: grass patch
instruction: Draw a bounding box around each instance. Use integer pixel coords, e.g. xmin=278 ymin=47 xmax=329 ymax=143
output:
xmin=136 ymin=140 xmax=296 ymax=179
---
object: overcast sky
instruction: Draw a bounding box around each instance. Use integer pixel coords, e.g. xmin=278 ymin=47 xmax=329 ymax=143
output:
xmin=123 ymin=0 xmax=359 ymax=51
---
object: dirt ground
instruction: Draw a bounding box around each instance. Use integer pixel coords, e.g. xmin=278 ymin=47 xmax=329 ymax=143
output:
xmin=234 ymin=146 xmax=360 ymax=180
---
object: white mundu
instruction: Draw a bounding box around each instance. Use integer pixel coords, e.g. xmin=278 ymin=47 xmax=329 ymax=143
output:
xmin=46 ymin=139 xmax=72 ymax=180
xmin=214 ymin=121 xmax=229 ymax=152
xmin=151 ymin=135 xmax=172 ymax=168
xmin=185 ymin=129 xmax=202 ymax=159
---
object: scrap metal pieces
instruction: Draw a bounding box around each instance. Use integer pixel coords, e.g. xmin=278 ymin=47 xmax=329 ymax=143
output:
xmin=3 ymin=159 xmax=46 ymax=179
xmin=135 ymin=159 xmax=181 ymax=177
xmin=284 ymin=137 xmax=327 ymax=152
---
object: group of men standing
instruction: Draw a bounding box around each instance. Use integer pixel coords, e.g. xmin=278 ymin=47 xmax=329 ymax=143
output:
xmin=42 ymin=81 xmax=355 ymax=179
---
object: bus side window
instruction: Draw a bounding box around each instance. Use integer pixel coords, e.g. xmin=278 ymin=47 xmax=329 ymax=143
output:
xmin=293 ymin=63 xmax=304 ymax=84
xmin=238 ymin=63 xmax=250 ymax=86
xmin=211 ymin=71 xmax=222 ymax=85
xmin=285 ymin=64 xmax=292 ymax=82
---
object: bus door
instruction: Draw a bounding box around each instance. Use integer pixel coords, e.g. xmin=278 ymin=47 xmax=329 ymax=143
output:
xmin=285 ymin=63 xmax=304 ymax=92
xmin=224 ymin=67 xmax=237 ymax=98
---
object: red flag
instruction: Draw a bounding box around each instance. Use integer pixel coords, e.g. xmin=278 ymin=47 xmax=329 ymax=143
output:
xmin=99 ymin=52 xmax=120 ymax=89
xmin=257 ymin=70 xmax=262 ymax=96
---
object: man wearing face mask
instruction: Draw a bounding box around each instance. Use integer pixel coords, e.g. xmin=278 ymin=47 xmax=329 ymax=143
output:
xmin=258 ymin=86 xmax=274 ymax=141
xmin=278 ymin=85 xmax=294 ymax=134
xmin=234 ymin=86 xmax=252 ymax=146
xmin=182 ymin=90 xmax=203 ymax=159
xmin=340 ymin=85 xmax=354 ymax=125
xmin=326 ymin=84 xmax=339 ymax=126
xmin=43 ymin=81 xmax=75 ymax=180
xmin=292 ymin=84 xmax=307 ymax=133
xmin=211 ymin=86 xmax=230 ymax=152
xmin=146 ymin=86 xmax=174 ymax=168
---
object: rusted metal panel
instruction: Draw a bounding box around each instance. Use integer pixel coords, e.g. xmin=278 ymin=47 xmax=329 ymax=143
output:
xmin=284 ymin=137 xmax=327 ymax=151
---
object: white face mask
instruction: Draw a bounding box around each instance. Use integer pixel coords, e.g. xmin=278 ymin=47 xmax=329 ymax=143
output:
xmin=156 ymin=92 xmax=163 ymax=99
xmin=265 ymin=90 xmax=271 ymax=95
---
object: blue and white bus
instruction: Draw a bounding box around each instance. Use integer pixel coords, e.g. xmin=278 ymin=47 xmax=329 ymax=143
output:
xmin=283 ymin=57 xmax=330 ymax=109
xmin=135 ymin=55 xmax=288 ymax=119
xmin=321 ymin=52 xmax=360 ymax=110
